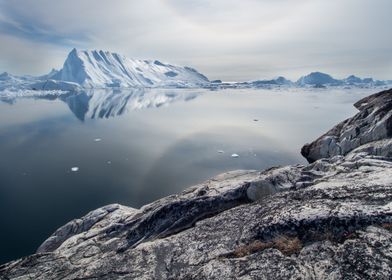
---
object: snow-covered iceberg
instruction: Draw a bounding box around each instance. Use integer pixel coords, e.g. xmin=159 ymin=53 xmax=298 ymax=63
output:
xmin=296 ymin=72 xmax=342 ymax=87
xmin=52 ymin=49 xmax=210 ymax=88
xmin=0 ymin=72 xmax=38 ymax=91
xmin=214 ymin=72 xmax=391 ymax=89
xmin=294 ymin=72 xmax=391 ymax=88
xmin=238 ymin=76 xmax=293 ymax=88
xmin=30 ymin=80 xmax=81 ymax=91
xmin=0 ymin=49 xmax=210 ymax=91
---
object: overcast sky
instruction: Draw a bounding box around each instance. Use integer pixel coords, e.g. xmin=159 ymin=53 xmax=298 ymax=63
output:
xmin=0 ymin=0 xmax=391 ymax=81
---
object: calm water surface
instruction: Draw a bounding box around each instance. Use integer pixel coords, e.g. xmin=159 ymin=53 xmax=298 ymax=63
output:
xmin=0 ymin=87 xmax=376 ymax=263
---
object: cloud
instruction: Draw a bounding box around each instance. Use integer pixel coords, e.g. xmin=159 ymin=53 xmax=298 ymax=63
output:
xmin=0 ymin=33 xmax=68 ymax=75
xmin=0 ymin=0 xmax=391 ymax=80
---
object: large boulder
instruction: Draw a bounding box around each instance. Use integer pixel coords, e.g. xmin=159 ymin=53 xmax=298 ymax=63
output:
xmin=301 ymin=88 xmax=392 ymax=162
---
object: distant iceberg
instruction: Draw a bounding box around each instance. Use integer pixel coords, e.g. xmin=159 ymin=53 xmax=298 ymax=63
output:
xmin=296 ymin=72 xmax=342 ymax=87
xmin=238 ymin=76 xmax=293 ymax=88
xmin=226 ymin=72 xmax=392 ymax=89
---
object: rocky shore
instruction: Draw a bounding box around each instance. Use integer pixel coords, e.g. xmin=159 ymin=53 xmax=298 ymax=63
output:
xmin=1 ymin=89 xmax=391 ymax=279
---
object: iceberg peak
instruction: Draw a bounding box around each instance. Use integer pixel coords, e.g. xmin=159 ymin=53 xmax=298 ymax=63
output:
xmin=52 ymin=49 xmax=209 ymax=88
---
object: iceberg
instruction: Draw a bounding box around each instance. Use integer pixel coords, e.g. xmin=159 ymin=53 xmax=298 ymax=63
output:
xmin=0 ymin=49 xmax=210 ymax=92
xmin=52 ymin=49 xmax=210 ymax=88
xmin=296 ymin=72 xmax=342 ymax=87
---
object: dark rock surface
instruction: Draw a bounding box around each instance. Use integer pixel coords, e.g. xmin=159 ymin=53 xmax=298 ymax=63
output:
xmin=302 ymin=88 xmax=392 ymax=162
xmin=1 ymin=89 xmax=392 ymax=279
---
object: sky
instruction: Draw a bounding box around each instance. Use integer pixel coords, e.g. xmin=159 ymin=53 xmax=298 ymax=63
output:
xmin=0 ymin=0 xmax=391 ymax=81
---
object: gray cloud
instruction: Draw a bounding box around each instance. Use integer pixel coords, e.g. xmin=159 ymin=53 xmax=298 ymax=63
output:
xmin=0 ymin=0 xmax=391 ymax=80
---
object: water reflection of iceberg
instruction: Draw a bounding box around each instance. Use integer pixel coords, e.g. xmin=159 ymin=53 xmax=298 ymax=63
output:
xmin=1 ymin=88 xmax=200 ymax=121
xmin=63 ymin=88 xmax=199 ymax=121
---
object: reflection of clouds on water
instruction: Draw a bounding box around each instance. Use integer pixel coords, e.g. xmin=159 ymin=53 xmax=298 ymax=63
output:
xmin=137 ymin=126 xmax=299 ymax=200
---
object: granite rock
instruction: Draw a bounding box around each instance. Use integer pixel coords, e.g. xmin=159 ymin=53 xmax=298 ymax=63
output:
xmin=301 ymin=88 xmax=392 ymax=162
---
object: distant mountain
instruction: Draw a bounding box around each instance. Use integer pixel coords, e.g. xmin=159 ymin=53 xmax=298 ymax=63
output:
xmin=52 ymin=49 xmax=210 ymax=88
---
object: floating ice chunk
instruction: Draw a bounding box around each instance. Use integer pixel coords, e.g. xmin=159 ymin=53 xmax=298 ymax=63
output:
xmin=107 ymin=161 xmax=112 ymax=164
xmin=94 ymin=138 xmax=102 ymax=142
xmin=217 ymin=150 xmax=225 ymax=154
xmin=71 ymin=167 xmax=79 ymax=172
xmin=231 ymin=153 xmax=240 ymax=158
